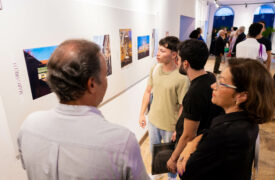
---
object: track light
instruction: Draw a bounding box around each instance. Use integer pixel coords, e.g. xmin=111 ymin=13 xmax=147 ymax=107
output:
xmin=214 ymin=0 xmax=220 ymax=8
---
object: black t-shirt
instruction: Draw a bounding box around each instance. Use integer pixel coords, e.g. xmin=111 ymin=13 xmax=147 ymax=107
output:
xmin=181 ymin=111 xmax=259 ymax=180
xmin=175 ymin=72 xmax=224 ymax=141
xmin=214 ymin=36 xmax=225 ymax=56
xmin=257 ymin=37 xmax=272 ymax=51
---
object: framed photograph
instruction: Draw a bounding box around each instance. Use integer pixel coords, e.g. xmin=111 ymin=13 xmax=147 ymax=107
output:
xmin=23 ymin=45 xmax=57 ymax=99
xmin=119 ymin=29 xmax=133 ymax=67
xmin=152 ymin=29 xmax=159 ymax=57
xmin=93 ymin=35 xmax=112 ymax=76
xmin=137 ymin=35 xmax=150 ymax=60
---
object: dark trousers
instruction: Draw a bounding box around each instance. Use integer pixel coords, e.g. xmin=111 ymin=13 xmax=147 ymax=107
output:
xmin=213 ymin=56 xmax=221 ymax=73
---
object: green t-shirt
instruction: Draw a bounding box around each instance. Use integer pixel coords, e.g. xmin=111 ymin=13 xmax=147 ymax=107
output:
xmin=148 ymin=64 xmax=189 ymax=131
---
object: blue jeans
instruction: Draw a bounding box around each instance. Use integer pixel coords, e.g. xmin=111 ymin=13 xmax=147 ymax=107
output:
xmin=148 ymin=121 xmax=177 ymax=179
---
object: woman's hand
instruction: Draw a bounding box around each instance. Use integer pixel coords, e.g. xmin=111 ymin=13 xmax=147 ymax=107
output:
xmin=176 ymin=134 xmax=203 ymax=175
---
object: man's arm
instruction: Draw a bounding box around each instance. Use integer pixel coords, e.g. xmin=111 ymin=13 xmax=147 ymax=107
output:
xmin=139 ymin=85 xmax=152 ymax=128
xmin=178 ymin=105 xmax=183 ymax=118
xmin=265 ymin=51 xmax=271 ymax=71
xmin=167 ymin=119 xmax=199 ymax=173
xmin=171 ymin=105 xmax=183 ymax=142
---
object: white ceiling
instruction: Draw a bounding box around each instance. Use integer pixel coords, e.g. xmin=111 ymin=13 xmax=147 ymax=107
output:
xmin=210 ymin=0 xmax=275 ymax=5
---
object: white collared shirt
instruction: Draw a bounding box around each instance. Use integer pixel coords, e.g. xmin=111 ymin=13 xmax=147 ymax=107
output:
xmin=236 ymin=38 xmax=267 ymax=62
xmin=18 ymin=104 xmax=149 ymax=180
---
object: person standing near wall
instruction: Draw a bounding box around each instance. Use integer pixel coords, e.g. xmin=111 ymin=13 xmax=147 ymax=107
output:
xmin=257 ymin=21 xmax=272 ymax=71
xmin=139 ymin=36 xmax=189 ymax=180
xmin=18 ymin=39 xmax=150 ymax=180
xmin=213 ymin=30 xmax=226 ymax=74
xmin=196 ymin=27 xmax=204 ymax=41
xmin=189 ymin=30 xmax=200 ymax=40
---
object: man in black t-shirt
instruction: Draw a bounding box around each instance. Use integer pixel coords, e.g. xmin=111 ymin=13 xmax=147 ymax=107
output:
xmin=257 ymin=21 xmax=272 ymax=71
xmin=167 ymin=39 xmax=223 ymax=173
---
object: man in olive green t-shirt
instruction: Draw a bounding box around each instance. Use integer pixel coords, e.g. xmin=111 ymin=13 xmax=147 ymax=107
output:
xmin=139 ymin=36 xmax=189 ymax=179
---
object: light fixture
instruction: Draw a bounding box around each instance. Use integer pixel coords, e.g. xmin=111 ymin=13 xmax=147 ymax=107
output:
xmin=245 ymin=3 xmax=247 ymax=8
xmin=214 ymin=0 xmax=219 ymax=8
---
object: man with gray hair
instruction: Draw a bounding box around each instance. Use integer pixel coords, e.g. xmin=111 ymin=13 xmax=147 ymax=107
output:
xmin=18 ymin=39 xmax=149 ymax=180
xmin=213 ymin=30 xmax=226 ymax=74
xmin=231 ymin=26 xmax=246 ymax=57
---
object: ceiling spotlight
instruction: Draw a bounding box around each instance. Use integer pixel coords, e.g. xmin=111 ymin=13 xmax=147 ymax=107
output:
xmin=214 ymin=0 xmax=219 ymax=8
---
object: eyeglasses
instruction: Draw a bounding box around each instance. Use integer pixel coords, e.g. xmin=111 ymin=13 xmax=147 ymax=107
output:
xmin=216 ymin=75 xmax=237 ymax=89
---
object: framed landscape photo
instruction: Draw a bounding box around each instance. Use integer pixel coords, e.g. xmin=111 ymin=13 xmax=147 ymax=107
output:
xmin=23 ymin=45 xmax=57 ymax=99
xmin=137 ymin=35 xmax=150 ymax=60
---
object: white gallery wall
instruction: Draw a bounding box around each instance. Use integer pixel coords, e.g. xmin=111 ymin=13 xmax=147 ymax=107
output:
xmin=195 ymin=0 xmax=209 ymax=40
xmin=0 ymin=0 xmax=197 ymax=179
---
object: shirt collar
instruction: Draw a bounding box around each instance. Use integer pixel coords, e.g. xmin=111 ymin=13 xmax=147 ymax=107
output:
xmin=211 ymin=111 xmax=249 ymax=128
xmin=55 ymin=103 xmax=103 ymax=117
xmin=190 ymin=72 xmax=212 ymax=85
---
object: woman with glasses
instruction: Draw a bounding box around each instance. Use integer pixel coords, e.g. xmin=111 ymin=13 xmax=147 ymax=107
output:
xmin=176 ymin=58 xmax=275 ymax=180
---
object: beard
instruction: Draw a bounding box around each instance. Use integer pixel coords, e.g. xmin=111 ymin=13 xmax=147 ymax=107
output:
xmin=179 ymin=64 xmax=187 ymax=75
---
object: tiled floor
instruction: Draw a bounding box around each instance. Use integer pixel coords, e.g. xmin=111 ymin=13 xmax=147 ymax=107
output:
xmin=140 ymin=57 xmax=275 ymax=180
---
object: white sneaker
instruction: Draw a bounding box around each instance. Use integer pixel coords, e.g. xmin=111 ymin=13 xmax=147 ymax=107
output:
xmin=149 ymin=174 xmax=164 ymax=180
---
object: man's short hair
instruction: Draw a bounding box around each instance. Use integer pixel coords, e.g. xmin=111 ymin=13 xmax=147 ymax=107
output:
xmin=258 ymin=21 xmax=266 ymax=27
xmin=178 ymin=39 xmax=209 ymax=70
xmin=233 ymin=27 xmax=238 ymax=31
xmin=248 ymin=23 xmax=263 ymax=38
xmin=196 ymin=27 xmax=202 ymax=33
xmin=47 ymin=39 xmax=101 ymax=102
xmin=189 ymin=30 xmax=200 ymax=39
xmin=159 ymin=36 xmax=180 ymax=52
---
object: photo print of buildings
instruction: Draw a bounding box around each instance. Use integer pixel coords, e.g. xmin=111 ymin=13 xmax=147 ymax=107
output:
xmin=119 ymin=29 xmax=132 ymax=67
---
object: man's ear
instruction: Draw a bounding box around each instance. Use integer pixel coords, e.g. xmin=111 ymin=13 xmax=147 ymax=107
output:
xmin=171 ymin=51 xmax=178 ymax=60
xmin=184 ymin=59 xmax=189 ymax=68
xmin=87 ymin=77 xmax=96 ymax=94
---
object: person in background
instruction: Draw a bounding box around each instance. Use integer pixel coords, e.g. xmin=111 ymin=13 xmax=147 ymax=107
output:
xmin=231 ymin=26 xmax=246 ymax=57
xmin=167 ymin=39 xmax=223 ymax=175
xmin=189 ymin=30 xmax=200 ymax=39
xmin=213 ymin=30 xmax=226 ymax=74
xmin=18 ymin=39 xmax=150 ymax=180
xmin=236 ymin=23 xmax=267 ymax=62
xmin=257 ymin=21 xmax=272 ymax=71
xmin=210 ymin=29 xmax=218 ymax=55
xmin=228 ymin=27 xmax=238 ymax=56
xmin=177 ymin=59 xmax=275 ymax=180
xmin=196 ymin=28 xmax=204 ymax=41
xmin=139 ymin=36 xmax=189 ymax=180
